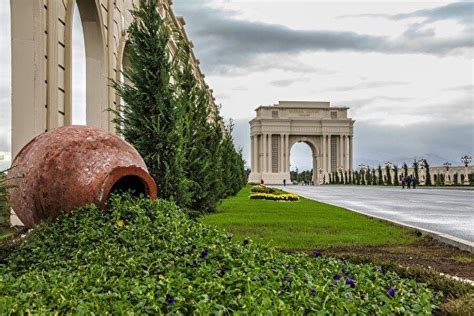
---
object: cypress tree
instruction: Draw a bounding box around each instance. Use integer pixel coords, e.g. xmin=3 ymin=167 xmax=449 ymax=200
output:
xmin=413 ymin=159 xmax=419 ymax=182
xmin=366 ymin=166 xmax=372 ymax=185
xmin=393 ymin=165 xmax=400 ymax=186
xmin=424 ymin=160 xmax=432 ymax=186
xmin=372 ymin=169 xmax=377 ymax=185
xmin=377 ymin=165 xmax=384 ymax=185
xmin=112 ymin=0 xmax=190 ymax=207
xmin=385 ymin=165 xmax=392 ymax=185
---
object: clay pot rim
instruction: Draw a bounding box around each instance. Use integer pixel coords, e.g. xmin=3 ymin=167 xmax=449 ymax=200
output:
xmin=98 ymin=165 xmax=158 ymax=208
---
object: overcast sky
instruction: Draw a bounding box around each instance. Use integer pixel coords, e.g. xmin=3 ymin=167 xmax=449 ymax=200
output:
xmin=1 ymin=1 xmax=473 ymax=170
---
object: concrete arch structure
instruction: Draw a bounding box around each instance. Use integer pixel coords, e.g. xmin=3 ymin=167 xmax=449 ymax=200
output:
xmin=10 ymin=0 xmax=217 ymax=225
xmin=248 ymin=101 xmax=355 ymax=185
xmin=10 ymin=0 xmax=216 ymax=158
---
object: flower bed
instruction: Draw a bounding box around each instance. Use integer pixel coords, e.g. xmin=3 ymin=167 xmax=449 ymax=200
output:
xmin=0 ymin=195 xmax=438 ymax=314
xmin=249 ymin=192 xmax=300 ymax=201
xmin=250 ymin=185 xmax=275 ymax=193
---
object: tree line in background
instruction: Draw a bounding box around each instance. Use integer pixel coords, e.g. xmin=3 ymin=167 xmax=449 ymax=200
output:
xmin=326 ymin=159 xmax=474 ymax=186
xmin=290 ymin=158 xmax=474 ymax=186
xmin=112 ymin=0 xmax=246 ymax=214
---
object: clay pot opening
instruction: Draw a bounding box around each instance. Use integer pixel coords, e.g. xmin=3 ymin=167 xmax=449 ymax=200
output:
xmin=110 ymin=175 xmax=148 ymax=197
xmin=100 ymin=166 xmax=158 ymax=207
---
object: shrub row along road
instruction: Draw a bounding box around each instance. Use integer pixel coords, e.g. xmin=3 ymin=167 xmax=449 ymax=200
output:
xmin=276 ymin=186 xmax=474 ymax=245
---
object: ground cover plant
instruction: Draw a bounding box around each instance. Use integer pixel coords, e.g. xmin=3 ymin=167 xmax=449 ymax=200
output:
xmin=203 ymin=186 xmax=418 ymax=249
xmin=0 ymin=195 xmax=439 ymax=314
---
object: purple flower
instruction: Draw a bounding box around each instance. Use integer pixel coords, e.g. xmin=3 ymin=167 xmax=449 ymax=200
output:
xmin=243 ymin=239 xmax=249 ymax=246
xmin=387 ymin=287 xmax=396 ymax=298
xmin=166 ymin=294 xmax=175 ymax=304
xmin=200 ymin=250 xmax=208 ymax=259
xmin=283 ymin=275 xmax=292 ymax=283
xmin=346 ymin=278 xmax=356 ymax=288
xmin=333 ymin=274 xmax=342 ymax=281
xmin=310 ymin=288 xmax=318 ymax=296
xmin=311 ymin=250 xmax=322 ymax=258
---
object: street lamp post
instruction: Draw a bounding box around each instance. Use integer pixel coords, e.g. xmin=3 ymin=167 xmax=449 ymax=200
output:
xmin=461 ymin=155 xmax=472 ymax=185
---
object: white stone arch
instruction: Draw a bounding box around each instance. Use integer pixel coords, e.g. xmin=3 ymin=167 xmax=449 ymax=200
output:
xmin=248 ymin=101 xmax=354 ymax=185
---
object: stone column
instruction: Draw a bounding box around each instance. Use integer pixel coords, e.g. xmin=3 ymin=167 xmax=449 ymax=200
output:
xmin=345 ymin=135 xmax=350 ymax=171
xmin=322 ymin=135 xmax=327 ymax=173
xmin=250 ymin=136 xmax=254 ymax=172
xmin=327 ymin=135 xmax=332 ymax=172
xmin=349 ymin=135 xmax=353 ymax=171
xmin=285 ymin=134 xmax=289 ymax=172
xmin=253 ymin=135 xmax=258 ymax=172
xmin=262 ymin=134 xmax=267 ymax=173
xmin=280 ymin=134 xmax=284 ymax=173
xmin=267 ymin=134 xmax=272 ymax=173
xmin=339 ymin=135 xmax=344 ymax=170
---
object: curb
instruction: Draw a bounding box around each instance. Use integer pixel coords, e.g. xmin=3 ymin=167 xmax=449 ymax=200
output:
xmin=276 ymin=187 xmax=474 ymax=254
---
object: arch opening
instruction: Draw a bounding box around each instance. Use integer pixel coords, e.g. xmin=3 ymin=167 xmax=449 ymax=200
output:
xmin=71 ymin=2 xmax=86 ymax=125
xmin=75 ymin=0 xmax=107 ymax=129
xmin=290 ymin=141 xmax=317 ymax=185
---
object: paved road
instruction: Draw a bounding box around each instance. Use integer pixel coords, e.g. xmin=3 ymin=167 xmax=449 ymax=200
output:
xmin=274 ymin=185 xmax=474 ymax=244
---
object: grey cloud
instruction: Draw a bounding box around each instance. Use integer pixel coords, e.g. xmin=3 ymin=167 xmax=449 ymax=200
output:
xmin=269 ymin=78 xmax=308 ymax=87
xmin=341 ymin=2 xmax=473 ymax=26
xmin=173 ymin=1 xmax=473 ymax=74
xmin=324 ymin=81 xmax=408 ymax=92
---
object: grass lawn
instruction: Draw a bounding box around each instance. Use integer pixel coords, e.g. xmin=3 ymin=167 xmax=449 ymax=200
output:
xmin=0 ymin=231 xmax=12 ymax=241
xmin=202 ymin=185 xmax=419 ymax=250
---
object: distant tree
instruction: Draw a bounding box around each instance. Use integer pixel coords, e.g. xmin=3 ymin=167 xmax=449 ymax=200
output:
xmin=393 ymin=165 xmax=400 ymax=186
xmin=424 ymin=160 xmax=432 ymax=186
xmin=335 ymin=171 xmax=340 ymax=184
xmin=377 ymin=165 xmax=384 ymax=185
xmin=360 ymin=170 xmax=366 ymax=185
xmin=372 ymin=169 xmax=377 ymax=185
xmin=453 ymin=173 xmax=459 ymax=185
xmin=403 ymin=163 xmax=408 ymax=178
xmin=385 ymin=165 xmax=392 ymax=185
xmin=413 ymin=159 xmax=419 ymax=182
xmin=348 ymin=171 xmax=352 ymax=185
xmin=366 ymin=166 xmax=372 ymax=185
xmin=344 ymin=171 xmax=348 ymax=184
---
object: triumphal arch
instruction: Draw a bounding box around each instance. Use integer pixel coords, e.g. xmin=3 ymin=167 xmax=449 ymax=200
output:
xmin=248 ymin=101 xmax=355 ymax=185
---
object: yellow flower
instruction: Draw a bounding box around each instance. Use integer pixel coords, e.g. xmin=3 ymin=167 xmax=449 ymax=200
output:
xmin=116 ymin=219 xmax=125 ymax=227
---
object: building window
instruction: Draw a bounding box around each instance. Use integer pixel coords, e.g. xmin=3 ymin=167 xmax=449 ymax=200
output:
xmin=272 ymin=111 xmax=279 ymax=118
xmin=331 ymin=111 xmax=337 ymax=119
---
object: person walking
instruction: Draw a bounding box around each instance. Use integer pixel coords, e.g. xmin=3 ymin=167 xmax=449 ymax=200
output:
xmin=283 ymin=179 xmax=286 ymax=186
xmin=412 ymin=176 xmax=417 ymax=189
xmin=402 ymin=176 xmax=406 ymax=189
xmin=407 ymin=175 xmax=412 ymax=189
